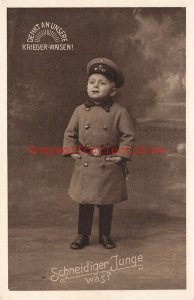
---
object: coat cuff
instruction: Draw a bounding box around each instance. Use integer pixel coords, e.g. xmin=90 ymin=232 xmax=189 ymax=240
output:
xmin=114 ymin=145 xmax=133 ymax=160
xmin=62 ymin=144 xmax=78 ymax=157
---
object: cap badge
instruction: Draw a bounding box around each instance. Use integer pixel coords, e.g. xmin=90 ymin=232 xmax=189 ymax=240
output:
xmin=94 ymin=64 xmax=106 ymax=72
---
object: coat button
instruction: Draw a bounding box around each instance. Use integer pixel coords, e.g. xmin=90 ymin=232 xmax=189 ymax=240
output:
xmin=103 ymin=126 xmax=107 ymax=130
xmin=86 ymin=107 xmax=90 ymax=111
xmin=105 ymin=108 xmax=110 ymax=112
xmin=84 ymin=163 xmax=88 ymax=167
xmin=85 ymin=125 xmax=89 ymax=129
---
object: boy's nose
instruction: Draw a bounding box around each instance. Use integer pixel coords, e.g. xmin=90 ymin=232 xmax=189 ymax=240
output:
xmin=94 ymin=82 xmax=99 ymax=88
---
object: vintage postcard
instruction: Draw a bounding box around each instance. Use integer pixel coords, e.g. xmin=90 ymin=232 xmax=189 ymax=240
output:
xmin=0 ymin=0 xmax=194 ymax=299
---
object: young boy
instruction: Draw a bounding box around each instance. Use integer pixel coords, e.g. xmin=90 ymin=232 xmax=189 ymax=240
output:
xmin=63 ymin=57 xmax=134 ymax=249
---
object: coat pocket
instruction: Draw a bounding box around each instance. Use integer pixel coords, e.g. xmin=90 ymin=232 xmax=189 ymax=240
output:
xmin=104 ymin=156 xmax=125 ymax=174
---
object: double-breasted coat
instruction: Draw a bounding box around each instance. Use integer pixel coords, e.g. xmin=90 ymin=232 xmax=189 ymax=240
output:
xmin=63 ymin=98 xmax=135 ymax=205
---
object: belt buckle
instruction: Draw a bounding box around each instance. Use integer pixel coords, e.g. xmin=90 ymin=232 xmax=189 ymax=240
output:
xmin=90 ymin=147 xmax=101 ymax=156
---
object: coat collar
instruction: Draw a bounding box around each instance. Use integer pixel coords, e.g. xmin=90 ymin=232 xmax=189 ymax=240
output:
xmin=84 ymin=97 xmax=114 ymax=112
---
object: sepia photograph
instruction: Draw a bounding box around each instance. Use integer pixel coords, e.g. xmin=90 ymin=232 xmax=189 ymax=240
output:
xmin=7 ymin=6 xmax=186 ymax=291
xmin=1 ymin=1 xmax=193 ymax=298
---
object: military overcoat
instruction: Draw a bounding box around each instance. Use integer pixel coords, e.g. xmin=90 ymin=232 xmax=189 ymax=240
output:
xmin=63 ymin=98 xmax=135 ymax=205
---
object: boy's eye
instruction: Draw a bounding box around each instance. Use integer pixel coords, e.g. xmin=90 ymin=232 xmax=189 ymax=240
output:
xmin=101 ymin=82 xmax=106 ymax=85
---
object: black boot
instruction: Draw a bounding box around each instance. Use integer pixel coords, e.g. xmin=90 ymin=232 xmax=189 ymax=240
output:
xmin=70 ymin=234 xmax=89 ymax=250
xmin=99 ymin=235 xmax=116 ymax=249
xmin=70 ymin=204 xmax=94 ymax=250
xmin=99 ymin=205 xmax=116 ymax=249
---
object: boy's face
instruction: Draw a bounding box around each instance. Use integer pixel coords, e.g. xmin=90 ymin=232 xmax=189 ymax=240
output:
xmin=87 ymin=73 xmax=117 ymax=100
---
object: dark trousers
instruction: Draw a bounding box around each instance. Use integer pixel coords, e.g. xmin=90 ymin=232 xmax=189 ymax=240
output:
xmin=78 ymin=204 xmax=113 ymax=236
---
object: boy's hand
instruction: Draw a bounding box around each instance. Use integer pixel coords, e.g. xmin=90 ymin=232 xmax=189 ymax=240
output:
xmin=71 ymin=153 xmax=81 ymax=160
xmin=106 ymin=156 xmax=123 ymax=164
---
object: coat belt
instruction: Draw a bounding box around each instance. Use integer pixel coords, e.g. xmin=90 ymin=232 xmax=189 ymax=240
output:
xmin=78 ymin=143 xmax=118 ymax=157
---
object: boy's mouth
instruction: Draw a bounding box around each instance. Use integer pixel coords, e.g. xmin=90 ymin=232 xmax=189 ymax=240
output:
xmin=92 ymin=90 xmax=100 ymax=94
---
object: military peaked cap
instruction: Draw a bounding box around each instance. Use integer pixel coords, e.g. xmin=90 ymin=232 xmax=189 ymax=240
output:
xmin=87 ymin=57 xmax=124 ymax=88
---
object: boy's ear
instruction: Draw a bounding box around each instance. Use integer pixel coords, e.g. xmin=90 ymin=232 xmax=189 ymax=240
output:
xmin=110 ymin=87 xmax=117 ymax=97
